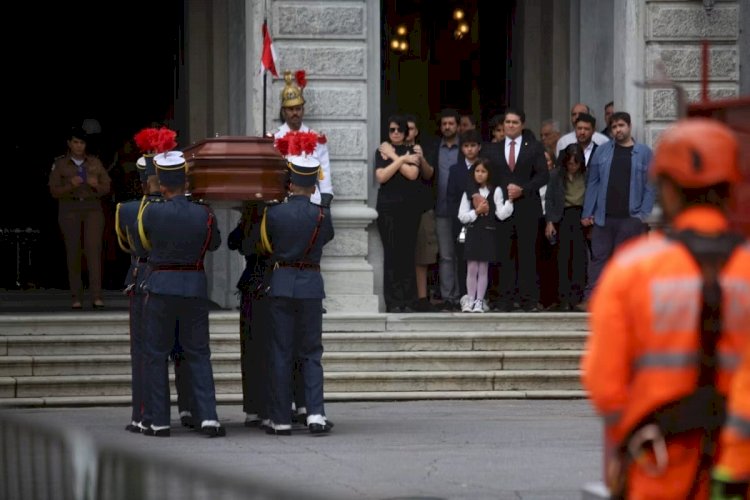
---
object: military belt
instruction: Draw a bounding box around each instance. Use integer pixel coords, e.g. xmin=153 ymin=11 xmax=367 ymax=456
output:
xmin=274 ymin=261 xmax=320 ymax=271
xmin=150 ymin=263 xmax=205 ymax=271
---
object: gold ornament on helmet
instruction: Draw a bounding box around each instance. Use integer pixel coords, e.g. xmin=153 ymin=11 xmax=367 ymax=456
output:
xmin=280 ymin=70 xmax=306 ymax=108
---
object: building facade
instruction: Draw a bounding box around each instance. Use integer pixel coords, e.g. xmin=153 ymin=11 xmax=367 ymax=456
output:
xmin=179 ymin=0 xmax=748 ymax=312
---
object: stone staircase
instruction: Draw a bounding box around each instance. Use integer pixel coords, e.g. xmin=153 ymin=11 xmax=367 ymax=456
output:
xmin=0 ymin=309 xmax=589 ymax=407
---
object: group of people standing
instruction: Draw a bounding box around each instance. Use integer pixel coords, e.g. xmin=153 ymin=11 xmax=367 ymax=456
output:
xmin=374 ymin=103 xmax=656 ymax=314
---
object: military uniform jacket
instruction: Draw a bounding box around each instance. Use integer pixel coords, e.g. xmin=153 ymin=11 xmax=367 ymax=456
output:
xmin=48 ymin=153 xmax=111 ymax=202
xmin=139 ymin=194 xmax=221 ymax=298
xmin=115 ymin=193 xmax=160 ymax=289
xmin=273 ymin=123 xmax=333 ymax=205
xmin=266 ymin=195 xmax=334 ymax=299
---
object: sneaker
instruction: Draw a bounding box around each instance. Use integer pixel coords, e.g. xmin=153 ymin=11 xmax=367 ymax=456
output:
xmin=459 ymin=294 xmax=470 ymax=310
xmin=461 ymin=299 xmax=474 ymax=313
xmin=472 ymin=299 xmax=484 ymax=313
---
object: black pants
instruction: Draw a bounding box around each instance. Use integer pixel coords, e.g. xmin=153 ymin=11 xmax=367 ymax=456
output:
xmin=377 ymin=206 xmax=420 ymax=310
xmin=496 ymin=214 xmax=539 ymax=308
xmin=557 ymin=207 xmax=587 ymax=306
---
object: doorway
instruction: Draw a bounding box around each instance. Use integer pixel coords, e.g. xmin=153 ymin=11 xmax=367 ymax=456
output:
xmin=3 ymin=1 xmax=183 ymax=290
xmin=381 ymin=0 xmax=516 ymax=140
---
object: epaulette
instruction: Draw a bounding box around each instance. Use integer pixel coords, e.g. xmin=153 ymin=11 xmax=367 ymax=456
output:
xmin=190 ymin=197 xmax=208 ymax=205
xmin=54 ymin=154 xmax=65 ymax=160
xmin=147 ymin=197 xmax=167 ymax=203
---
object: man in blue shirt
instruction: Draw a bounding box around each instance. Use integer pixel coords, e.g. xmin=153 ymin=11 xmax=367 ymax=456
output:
xmin=580 ymin=111 xmax=656 ymax=310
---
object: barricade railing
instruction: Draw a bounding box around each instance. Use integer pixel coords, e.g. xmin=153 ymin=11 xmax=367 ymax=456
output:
xmin=0 ymin=411 xmax=340 ymax=500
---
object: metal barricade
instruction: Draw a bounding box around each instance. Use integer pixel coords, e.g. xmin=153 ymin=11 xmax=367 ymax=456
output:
xmin=0 ymin=411 xmax=339 ymax=500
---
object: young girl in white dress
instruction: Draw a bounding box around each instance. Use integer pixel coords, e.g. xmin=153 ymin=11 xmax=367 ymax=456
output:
xmin=457 ymin=159 xmax=514 ymax=312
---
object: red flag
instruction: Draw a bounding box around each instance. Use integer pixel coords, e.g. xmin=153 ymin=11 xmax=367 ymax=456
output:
xmin=260 ymin=21 xmax=278 ymax=77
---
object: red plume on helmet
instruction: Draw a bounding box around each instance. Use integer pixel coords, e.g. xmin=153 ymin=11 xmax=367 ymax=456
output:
xmin=295 ymin=70 xmax=307 ymax=89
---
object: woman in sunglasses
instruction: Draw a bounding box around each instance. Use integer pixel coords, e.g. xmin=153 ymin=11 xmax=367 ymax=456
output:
xmin=374 ymin=115 xmax=423 ymax=313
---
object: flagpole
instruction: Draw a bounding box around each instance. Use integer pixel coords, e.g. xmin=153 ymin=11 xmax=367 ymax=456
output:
xmin=263 ymin=69 xmax=267 ymax=136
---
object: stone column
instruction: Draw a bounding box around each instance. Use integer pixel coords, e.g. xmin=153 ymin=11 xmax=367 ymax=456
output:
xmin=246 ymin=0 xmax=380 ymax=313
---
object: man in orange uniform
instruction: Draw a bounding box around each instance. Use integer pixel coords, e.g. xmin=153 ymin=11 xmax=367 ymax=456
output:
xmin=581 ymin=117 xmax=750 ymax=499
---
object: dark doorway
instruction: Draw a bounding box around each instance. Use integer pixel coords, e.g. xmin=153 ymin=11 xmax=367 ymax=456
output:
xmin=381 ymin=0 xmax=515 ymax=140
xmin=3 ymin=1 xmax=183 ymax=290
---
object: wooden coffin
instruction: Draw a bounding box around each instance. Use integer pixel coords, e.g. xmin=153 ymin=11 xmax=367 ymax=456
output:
xmin=183 ymin=136 xmax=288 ymax=202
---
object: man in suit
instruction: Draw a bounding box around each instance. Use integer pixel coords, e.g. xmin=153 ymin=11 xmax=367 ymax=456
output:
xmin=138 ymin=151 xmax=225 ymax=438
xmin=262 ymin=155 xmax=335 ymax=435
xmin=482 ymin=109 xmax=549 ymax=311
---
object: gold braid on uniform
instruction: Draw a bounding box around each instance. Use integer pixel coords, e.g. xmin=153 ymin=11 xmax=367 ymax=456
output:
xmin=259 ymin=206 xmax=273 ymax=254
xmin=137 ymin=200 xmax=153 ymax=251
xmin=287 ymin=161 xmax=322 ymax=180
xmin=114 ymin=203 xmax=131 ymax=253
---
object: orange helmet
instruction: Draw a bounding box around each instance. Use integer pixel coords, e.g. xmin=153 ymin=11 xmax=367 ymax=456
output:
xmin=650 ymin=118 xmax=741 ymax=188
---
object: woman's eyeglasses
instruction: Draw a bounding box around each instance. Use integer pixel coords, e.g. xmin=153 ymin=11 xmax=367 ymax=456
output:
xmin=389 ymin=127 xmax=403 ymax=133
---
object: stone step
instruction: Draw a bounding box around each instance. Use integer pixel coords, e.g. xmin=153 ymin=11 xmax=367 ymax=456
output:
xmin=1 ymin=370 xmax=582 ymax=399
xmin=0 ymin=289 xmax=130 ymax=313
xmin=1 ymin=331 xmax=586 ymax=357
xmin=0 ymin=350 xmax=584 ymax=377
xmin=0 ymin=311 xmax=588 ymax=336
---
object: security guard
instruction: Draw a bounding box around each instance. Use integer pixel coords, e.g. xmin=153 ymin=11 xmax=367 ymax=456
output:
xmin=263 ymin=155 xmax=334 ymax=435
xmin=48 ymin=126 xmax=111 ymax=309
xmin=227 ymin=200 xmax=272 ymax=428
xmin=582 ymin=118 xmax=750 ymax=499
xmin=138 ymin=151 xmax=225 ymax=438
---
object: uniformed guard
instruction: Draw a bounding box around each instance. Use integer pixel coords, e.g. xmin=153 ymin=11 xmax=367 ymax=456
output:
xmin=115 ymin=155 xmax=150 ymax=433
xmin=272 ymin=70 xmax=334 ymax=208
xmin=272 ymin=70 xmax=335 ymax=423
xmin=138 ymin=151 xmax=225 ymax=438
xmin=228 ymin=201 xmax=272 ymax=428
xmin=48 ymin=126 xmax=112 ymax=309
xmin=262 ymin=155 xmax=335 ymax=435
xmin=115 ymin=153 xmax=195 ymax=433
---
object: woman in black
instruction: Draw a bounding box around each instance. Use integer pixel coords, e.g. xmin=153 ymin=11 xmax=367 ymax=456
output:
xmin=544 ymin=144 xmax=588 ymax=311
xmin=375 ymin=115 xmax=422 ymax=313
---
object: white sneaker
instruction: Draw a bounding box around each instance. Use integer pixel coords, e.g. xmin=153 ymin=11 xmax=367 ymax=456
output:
xmin=459 ymin=294 xmax=470 ymax=309
xmin=461 ymin=299 xmax=474 ymax=312
xmin=472 ymin=299 xmax=484 ymax=313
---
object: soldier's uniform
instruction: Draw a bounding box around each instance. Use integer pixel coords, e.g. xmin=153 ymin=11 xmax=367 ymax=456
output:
xmin=271 ymin=70 xmax=335 ymax=423
xmin=115 ymin=155 xmax=150 ymax=432
xmin=272 ymin=70 xmax=334 ymax=208
xmin=138 ymin=151 xmax=224 ymax=438
xmin=116 ymin=154 xmax=194 ymax=432
xmin=263 ymin=155 xmax=335 ymax=435
xmin=228 ymin=201 xmax=272 ymax=427
xmin=48 ymin=127 xmax=111 ymax=307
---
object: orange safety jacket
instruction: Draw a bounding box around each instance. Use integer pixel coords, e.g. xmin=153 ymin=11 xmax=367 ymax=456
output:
xmin=581 ymin=206 xmax=750 ymax=499
xmin=715 ymin=342 xmax=750 ymax=483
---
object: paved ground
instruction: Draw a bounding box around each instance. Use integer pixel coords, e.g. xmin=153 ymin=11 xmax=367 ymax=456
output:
xmin=1 ymin=399 xmax=604 ymax=500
